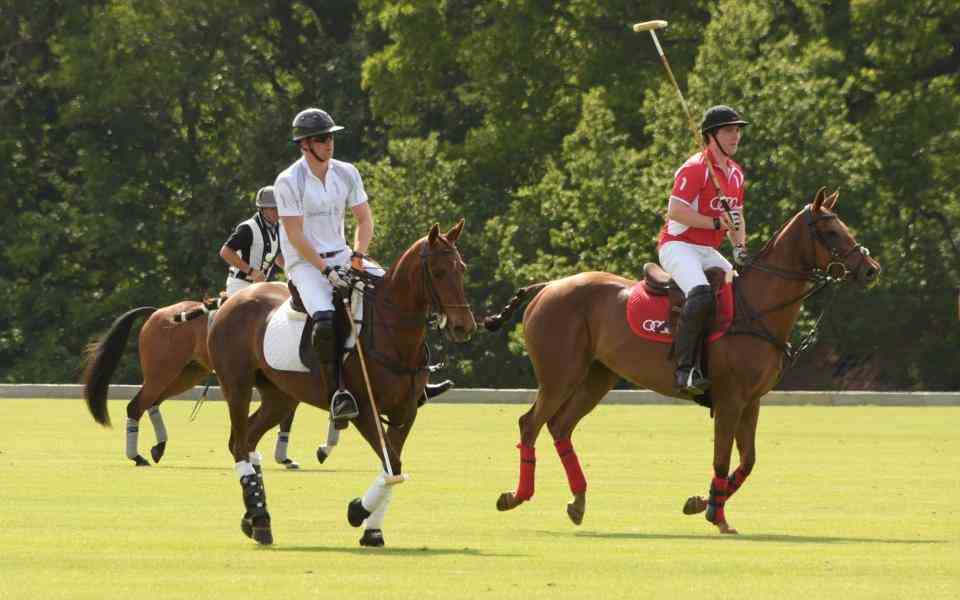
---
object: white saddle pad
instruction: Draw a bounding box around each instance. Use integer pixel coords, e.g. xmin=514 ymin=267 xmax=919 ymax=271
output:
xmin=263 ymin=294 xmax=365 ymax=373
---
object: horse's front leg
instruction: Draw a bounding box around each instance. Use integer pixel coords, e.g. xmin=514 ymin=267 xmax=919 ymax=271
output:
xmin=347 ymin=398 xmax=414 ymax=547
xmin=701 ymin=398 xmax=744 ymax=534
xmin=684 ymin=399 xmax=758 ymax=521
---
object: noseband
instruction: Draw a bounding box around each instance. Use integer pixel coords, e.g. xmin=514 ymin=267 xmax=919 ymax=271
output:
xmin=803 ymin=209 xmax=872 ymax=282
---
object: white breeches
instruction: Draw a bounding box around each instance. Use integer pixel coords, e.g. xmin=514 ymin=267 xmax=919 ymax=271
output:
xmin=658 ymin=241 xmax=732 ymax=295
xmin=225 ymin=277 xmax=251 ymax=297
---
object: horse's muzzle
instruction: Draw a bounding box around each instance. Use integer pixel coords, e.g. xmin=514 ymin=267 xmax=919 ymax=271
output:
xmin=858 ymin=257 xmax=881 ymax=288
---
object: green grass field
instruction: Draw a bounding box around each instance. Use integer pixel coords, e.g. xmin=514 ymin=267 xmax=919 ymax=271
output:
xmin=0 ymin=399 xmax=957 ymax=600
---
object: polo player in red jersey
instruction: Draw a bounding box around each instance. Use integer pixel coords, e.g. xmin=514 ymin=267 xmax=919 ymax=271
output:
xmin=657 ymin=105 xmax=749 ymax=395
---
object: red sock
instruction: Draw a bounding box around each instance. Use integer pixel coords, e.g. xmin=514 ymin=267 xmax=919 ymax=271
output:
xmin=515 ymin=443 xmax=536 ymax=500
xmin=727 ymin=466 xmax=748 ymax=497
xmin=554 ymin=438 xmax=587 ymax=494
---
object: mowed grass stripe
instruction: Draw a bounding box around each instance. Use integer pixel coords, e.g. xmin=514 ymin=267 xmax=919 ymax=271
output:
xmin=0 ymin=400 xmax=956 ymax=600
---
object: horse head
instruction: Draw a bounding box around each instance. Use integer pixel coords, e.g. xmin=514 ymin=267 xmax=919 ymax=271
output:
xmin=800 ymin=188 xmax=882 ymax=287
xmin=417 ymin=219 xmax=477 ymax=342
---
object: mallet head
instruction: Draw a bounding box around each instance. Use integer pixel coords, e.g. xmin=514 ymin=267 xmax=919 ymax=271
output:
xmin=632 ymin=20 xmax=668 ymax=32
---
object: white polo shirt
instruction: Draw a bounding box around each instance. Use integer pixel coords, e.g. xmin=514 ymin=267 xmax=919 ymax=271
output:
xmin=273 ymin=157 xmax=368 ymax=270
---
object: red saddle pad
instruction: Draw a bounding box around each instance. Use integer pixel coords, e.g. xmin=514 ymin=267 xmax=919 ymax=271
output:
xmin=626 ymin=280 xmax=734 ymax=344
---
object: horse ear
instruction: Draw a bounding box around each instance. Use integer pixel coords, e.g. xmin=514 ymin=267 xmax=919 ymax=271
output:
xmin=812 ymin=187 xmax=827 ymax=212
xmin=446 ymin=218 xmax=465 ymax=243
xmin=428 ymin=223 xmax=441 ymax=245
xmin=824 ymin=190 xmax=840 ymax=211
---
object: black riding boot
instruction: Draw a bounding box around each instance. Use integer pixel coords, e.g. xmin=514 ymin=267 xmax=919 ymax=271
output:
xmin=674 ymin=285 xmax=715 ymax=396
xmin=311 ymin=310 xmax=359 ymax=422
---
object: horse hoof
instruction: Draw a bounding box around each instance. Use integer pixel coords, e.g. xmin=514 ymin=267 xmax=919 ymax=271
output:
xmin=278 ymin=458 xmax=300 ymax=470
xmin=132 ymin=455 xmax=150 ymax=466
xmin=496 ymin=491 xmax=523 ymax=512
xmin=347 ymin=498 xmax=371 ymax=527
xmin=683 ymin=495 xmax=708 ymax=515
xmin=566 ymin=493 xmax=586 ymax=526
xmin=241 ymin=517 xmax=253 ymax=539
xmin=359 ymin=529 xmax=385 ymax=547
xmin=252 ymin=525 xmax=273 ymax=545
xmin=717 ymin=521 xmax=738 ymax=535
xmin=316 ymin=448 xmax=328 ymax=464
xmin=150 ymin=441 xmax=166 ymax=463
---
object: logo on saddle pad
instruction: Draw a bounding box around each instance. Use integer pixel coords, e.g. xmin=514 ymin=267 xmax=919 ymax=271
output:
xmin=641 ymin=319 xmax=670 ymax=334
xmin=626 ymin=281 xmax=734 ymax=344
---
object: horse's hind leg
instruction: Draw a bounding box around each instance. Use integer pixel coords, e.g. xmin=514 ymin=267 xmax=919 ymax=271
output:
xmin=144 ymin=363 xmax=211 ymax=464
xmin=223 ymin=378 xmax=273 ymax=545
xmin=547 ymin=362 xmax=619 ymax=525
xmin=247 ymin=382 xmax=298 ymax=470
xmin=274 ymin=405 xmax=300 ymax=469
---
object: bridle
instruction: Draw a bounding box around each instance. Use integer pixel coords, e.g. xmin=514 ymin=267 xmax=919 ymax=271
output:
xmin=419 ymin=241 xmax=473 ymax=332
xmin=729 ymin=205 xmax=873 ymax=367
xmin=348 ymin=239 xmax=473 ymax=380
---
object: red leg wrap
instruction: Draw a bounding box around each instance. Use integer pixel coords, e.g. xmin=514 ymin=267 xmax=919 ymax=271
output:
xmin=515 ymin=443 xmax=536 ymax=501
xmin=554 ymin=438 xmax=587 ymax=495
xmin=706 ymin=475 xmax=730 ymax=525
xmin=726 ymin=466 xmax=749 ymax=498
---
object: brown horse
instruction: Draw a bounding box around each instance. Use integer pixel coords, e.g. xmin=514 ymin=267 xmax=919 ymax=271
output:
xmin=81 ymin=299 xmax=229 ymax=465
xmin=208 ymin=220 xmax=476 ymax=546
xmin=485 ymin=189 xmax=881 ymax=534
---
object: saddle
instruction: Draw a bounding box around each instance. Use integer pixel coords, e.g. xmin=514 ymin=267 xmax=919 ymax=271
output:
xmin=641 ymin=263 xmax=727 ymax=339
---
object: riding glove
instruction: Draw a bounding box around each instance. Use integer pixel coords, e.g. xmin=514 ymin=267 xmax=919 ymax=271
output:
xmin=323 ymin=265 xmax=350 ymax=289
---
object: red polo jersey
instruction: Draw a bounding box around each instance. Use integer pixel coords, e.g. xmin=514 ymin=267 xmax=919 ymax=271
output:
xmin=657 ymin=150 xmax=745 ymax=249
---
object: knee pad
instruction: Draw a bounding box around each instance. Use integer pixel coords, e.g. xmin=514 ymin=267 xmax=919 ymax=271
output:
xmin=684 ymin=285 xmax=715 ymax=319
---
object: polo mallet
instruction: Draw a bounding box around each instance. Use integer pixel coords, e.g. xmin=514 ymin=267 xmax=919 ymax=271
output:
xmin=342 ymin=295 xmax=407 ymax=486
xmin=633 ymin=19 xmax=739 ymax=229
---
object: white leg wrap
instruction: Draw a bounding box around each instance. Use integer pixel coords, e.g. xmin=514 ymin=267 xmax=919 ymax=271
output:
xmin=235 ymin=461 xmax=256 ymax=479
xmin=318 ymin=419 xmax=341 ymax=455
xmin=274 ymin=432 xmax=290 ymax=462
xmin=363 ymin=486 xmax=393 ymax=530
xmin=125 ymin=418 xmax=139 ymax=459
xmin=147 ymin=406 xmax=168 ymax=443
xmin=248 ymin=451 xmax=263 ymax=467
xmin=360 ymin=472 xmax=389 ymax=513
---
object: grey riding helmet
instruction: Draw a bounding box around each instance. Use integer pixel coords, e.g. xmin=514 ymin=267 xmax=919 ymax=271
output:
xmin=255 ymin=186 xmax=276 ymax=208
xmin=291 ymin=108 xmax=345 ymax=142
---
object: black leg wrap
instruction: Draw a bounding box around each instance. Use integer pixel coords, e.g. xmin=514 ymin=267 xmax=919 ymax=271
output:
xmin=240 ymin=473 xmax=269 ymax=520
xmin=359 ymin=529 xmax=385 ymax=547
xmin=348 ymin=497 xmax=371 ymax=527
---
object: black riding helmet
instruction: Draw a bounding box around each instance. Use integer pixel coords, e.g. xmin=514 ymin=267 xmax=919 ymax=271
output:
xmin=291 ymin=108 xmax=344 ymax=142
xmin=700 ymin=105 xmax=748 ymax=137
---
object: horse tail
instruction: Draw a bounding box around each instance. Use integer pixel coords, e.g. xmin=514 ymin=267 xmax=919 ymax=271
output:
xmin=81 ymin=306 xmax=158 ymax=427
xmin=483 ymin=283 xmax=550 ymax=332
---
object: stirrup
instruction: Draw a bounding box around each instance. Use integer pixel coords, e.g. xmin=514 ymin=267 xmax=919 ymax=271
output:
xmin=676 ymin=367 xmax=710 ymax=396
xmin=330 ymin=389 xmax=359 ymax=421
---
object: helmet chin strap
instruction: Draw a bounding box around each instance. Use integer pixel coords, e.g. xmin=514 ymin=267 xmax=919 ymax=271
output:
xmin=707 ymin=131 xmax=732 ymax=158
xmin=305 ymin=139 xmax=327 ymax=165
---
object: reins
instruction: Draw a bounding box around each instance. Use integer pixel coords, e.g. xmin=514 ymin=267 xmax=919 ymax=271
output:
xmin=728 ymin=206 xmax=871 ymax=369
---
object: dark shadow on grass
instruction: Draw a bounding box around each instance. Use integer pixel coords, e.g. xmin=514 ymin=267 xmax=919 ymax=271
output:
xmin=140 ymin=465 xmax=370 ymax=474
xmin=538 ymin=530 xmax=947 ymax=545
xmin=271 ymin=545 xmax=524 ymax=557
